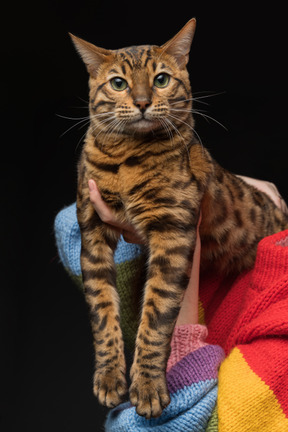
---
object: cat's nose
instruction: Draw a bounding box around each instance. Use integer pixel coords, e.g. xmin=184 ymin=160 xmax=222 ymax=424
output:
xmin=134 ymin=98 xmax=152 ymax=113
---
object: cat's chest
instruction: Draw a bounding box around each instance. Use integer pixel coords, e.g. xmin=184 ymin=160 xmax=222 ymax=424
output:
xmin=87 ymin=148 xmax=192 ymax=207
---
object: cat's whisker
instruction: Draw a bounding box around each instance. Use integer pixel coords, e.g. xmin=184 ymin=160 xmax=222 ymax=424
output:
xmin=56 ymin=113 xmax=91 ymax=121
xmin=158 ymin=118 xmax=175 ymax=146
xmin=58 ymin=117 xmax=91 ymax=138
xmin=57 ymin=111 xmax=115 ymax=122
xmin=90 ymin=111 xmax=116 ymax=120
xmin=110 ymin=119 xmax=127 ymax=142
xmin=69 ymin=106 xmax=90 ymax=110
xmin=169 ymin=97 xmax=194 ymax=107
xmin=74 ymin=118 xmax=110 ymax=153
xmin=93 ymin=124 xmax=115 ymax=143
xmin=169 ymin=96 xmax=209 ymax=107
xmin=170 ymin=107 xmax=207 ymax=115
xmin=191 ymin=98 xmax=210 ymax=106
xmin=164 ymin=117 xmax=184 ymax=144
xmin=170 ymin=107 xmax=228 ymax=131
xmin=170 ymin=91 xmax=226 ymax=108
xmin=165 ymin=116 xmax=191 ymax=161
xmin=92 ymin=113 xmax=117 ymax=127
xmin=102 ymin=118 xmax=125 ymax=143
xmin=93 ymin=115 xmax=115 ymax=130
xmin=167 ymin=113 xmax=194 ymax=132
xmin=75 ymin=118 xmax=114 ymax=152
xmin=170 ymin=108 xmax=192 ymax=113
xmin=75 ymin=129 xmax=90 ymax=153
xmin=193 ymin=90 xmax=226 ymax=99
xmin=57 ymin=111 xmax=116 ymax=139
xmin=77 ymin=96 xmax=89 ymax=104
xmin=168 ymin=113 xmax=204 ymax=154
xmin=90 ymin=116 xmax=117 ymax=142
xmin=192 ymin=110 xmax=228 ymax=131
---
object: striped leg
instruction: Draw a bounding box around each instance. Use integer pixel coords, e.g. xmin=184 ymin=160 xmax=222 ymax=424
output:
xmin=129 ymin=226 xmax=197 ymax=418
xmin=80 ymin=216 xmax=127 ymax=408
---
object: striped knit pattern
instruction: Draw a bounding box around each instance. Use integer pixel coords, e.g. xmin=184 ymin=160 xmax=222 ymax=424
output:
xmin=54 ymin=204 xmax=288 ymax=431
xmin=199 ymin=229 xmax=288 ymax=431
xmin=105 ymin=337 xmax=224 ymax=431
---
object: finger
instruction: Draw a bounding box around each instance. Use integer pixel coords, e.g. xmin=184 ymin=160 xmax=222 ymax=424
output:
xmin=88 ymin=179 xmax=105 ymax=214
xmin=266 ymin=182 xmax=288 ymax=214
xmin=176 ymin=216 xmax=202 ymax=326
xmin=88 ymin=179 xmax=120 ymax=226
xmin=176 ymin=231 xmax=201 ymax=326
xmin=237 ymin=175 xmax=288 ymax=212
xmin=280 ymin=197 xmax=288 ymax=215
xmin=88 ymin=179 xmax=144 ymax=243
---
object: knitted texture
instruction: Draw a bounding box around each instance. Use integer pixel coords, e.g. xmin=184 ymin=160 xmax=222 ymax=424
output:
xmin=167 ymin=324 xmax=208 ymax=372
xmin=54 ymin=205 xmax=288 ymax=430
xmin=105 ymin=342 xmax=224 ymax=431
xmin=200 ymin=229 xmax=288 ymax=431
xmin=54 ymin=203 xmax=82 ymax=275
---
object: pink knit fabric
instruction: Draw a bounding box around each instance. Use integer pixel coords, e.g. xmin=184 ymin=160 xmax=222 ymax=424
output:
xmin=167 ymin=324 xmax=208 ymax=372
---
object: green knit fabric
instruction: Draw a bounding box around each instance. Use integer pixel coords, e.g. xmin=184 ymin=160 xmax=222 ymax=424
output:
xmin=206 ymin=404 xmax=218 ymax=431
xmin=115 ymin=256 xmax=144 ymax=350
xmin=66 ymin=255 xmax=145 ymax=351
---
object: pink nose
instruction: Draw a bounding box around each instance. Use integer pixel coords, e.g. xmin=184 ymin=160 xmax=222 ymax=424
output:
xmin=134 ymin=98 xmax=152 ymax=113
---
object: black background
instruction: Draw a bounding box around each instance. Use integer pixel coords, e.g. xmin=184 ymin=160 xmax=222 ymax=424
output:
xmin=2 ymin=1 xmax=287 ymax=431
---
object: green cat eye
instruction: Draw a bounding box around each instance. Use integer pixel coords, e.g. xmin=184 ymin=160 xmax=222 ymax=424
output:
xmin=110 ymin=77 xmax=128 ymax=91
xmin=154 ymin=73 xmax=170 ymax=88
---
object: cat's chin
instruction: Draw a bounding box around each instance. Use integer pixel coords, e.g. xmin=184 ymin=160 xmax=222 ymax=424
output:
xmin=127 ymin=119 xmax=162 ymax=135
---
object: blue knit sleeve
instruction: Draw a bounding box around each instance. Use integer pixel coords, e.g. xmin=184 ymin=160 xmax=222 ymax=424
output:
xmin=54 ymin=203 xmax=143 ymax=276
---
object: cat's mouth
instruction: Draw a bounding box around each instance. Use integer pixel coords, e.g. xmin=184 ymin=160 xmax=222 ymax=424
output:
xmin=128 ymin=115 xmax=163 ymax=134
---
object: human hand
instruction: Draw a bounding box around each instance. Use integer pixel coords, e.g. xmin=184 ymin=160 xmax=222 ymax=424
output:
xmin=88 ymin=179 xmax=143 ymax=244
xmin=237 ymin=175 xmax=288 ymax=214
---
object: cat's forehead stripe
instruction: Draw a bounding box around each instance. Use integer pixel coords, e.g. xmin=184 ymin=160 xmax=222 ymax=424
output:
xmin=109 ymin=68 xmax=119 ymax=75
xmin=116 ymin=45 xmax=158 ymax=70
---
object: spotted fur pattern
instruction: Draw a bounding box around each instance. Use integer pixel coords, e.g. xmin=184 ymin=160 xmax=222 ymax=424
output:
xmin=70 ymin=19 xmax=288 ymax=418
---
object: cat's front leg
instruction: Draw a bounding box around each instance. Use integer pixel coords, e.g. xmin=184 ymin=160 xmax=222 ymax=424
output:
xmin=129 ymin=225 xmax=197 ymax=418
xmin=79 ymin=208 xmax=127 ymax=408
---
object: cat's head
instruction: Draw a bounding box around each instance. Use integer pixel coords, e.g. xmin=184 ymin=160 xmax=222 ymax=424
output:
xmin=70 ymin=19 xmax=196 ymax=138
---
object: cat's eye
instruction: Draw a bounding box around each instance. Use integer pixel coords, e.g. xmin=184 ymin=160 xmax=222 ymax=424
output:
xmin=110 ymin=77 xmax=128 ymax=91
xmin=154 ymin=73 xmax=170 ymax=88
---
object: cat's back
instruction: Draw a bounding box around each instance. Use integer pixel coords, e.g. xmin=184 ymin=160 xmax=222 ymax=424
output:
xmin=200 ymin=162 xmax=288 ymax=273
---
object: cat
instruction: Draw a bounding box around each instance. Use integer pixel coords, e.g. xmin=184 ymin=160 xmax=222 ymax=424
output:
xmin=69 ymin=18 xmax=288 ymax=419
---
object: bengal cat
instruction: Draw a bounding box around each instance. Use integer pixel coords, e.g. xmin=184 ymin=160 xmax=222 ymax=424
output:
xmin=70 ymin=19 xmax=288 ymax=418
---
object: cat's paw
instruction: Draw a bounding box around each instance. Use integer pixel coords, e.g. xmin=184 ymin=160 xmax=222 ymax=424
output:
xmin=93 ymin=369 xmax=127 ymax=408
xmin=129 ymin=374 xmax=170 ymax=419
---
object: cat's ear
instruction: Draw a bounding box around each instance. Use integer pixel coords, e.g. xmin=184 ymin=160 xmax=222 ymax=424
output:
xmin=69 ymin=33 xmax=112 ymax=78
xmin=161 ymin=18 xmax=196 ymax=69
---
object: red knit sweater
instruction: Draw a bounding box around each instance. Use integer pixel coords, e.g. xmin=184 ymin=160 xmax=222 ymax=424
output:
xmin=199 ymin=229 xmax=288 ymax=430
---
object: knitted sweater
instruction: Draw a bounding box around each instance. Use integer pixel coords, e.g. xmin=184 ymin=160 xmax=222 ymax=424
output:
xmin=54 ymin=204 xmax=288 ymax=431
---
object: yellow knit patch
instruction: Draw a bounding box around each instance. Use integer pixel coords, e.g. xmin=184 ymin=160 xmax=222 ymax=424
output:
xmin=218 ymin=347 xmax=288 ymax=431
xmin=198 ymin=299 xmax=205 ymax=324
